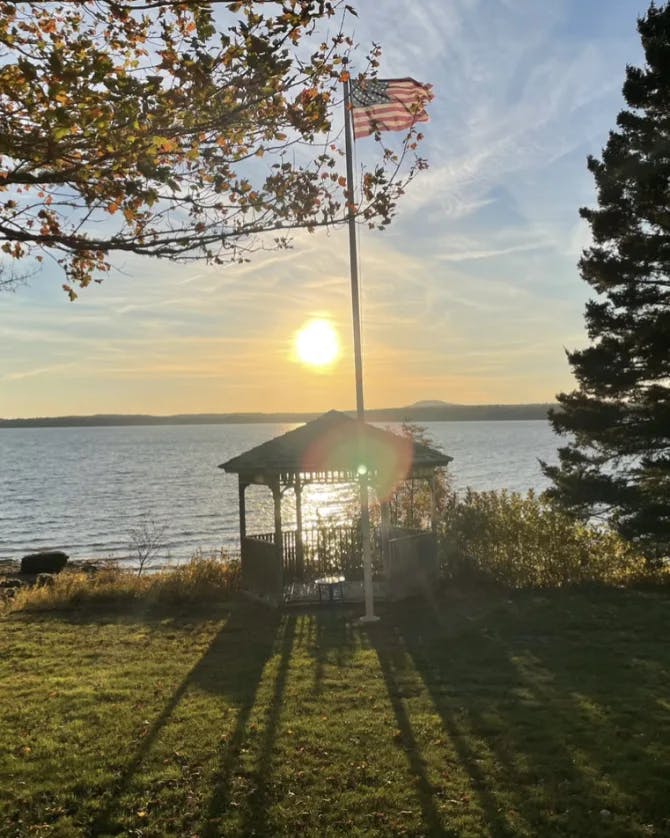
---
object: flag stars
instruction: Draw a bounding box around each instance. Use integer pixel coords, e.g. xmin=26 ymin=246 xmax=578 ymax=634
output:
xmin=350 ymin=80 xmax=392 ymax=107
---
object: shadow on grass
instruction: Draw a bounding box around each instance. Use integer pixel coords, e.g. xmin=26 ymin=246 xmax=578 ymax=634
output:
xmin=369 ymin=622 xmax=457 ymax=837
xmin=14 ymin=587 xmax=668 ymax=835
xmin=201 ymin=607 xmax=362 ymax=835
xmin=90 ymin=599 xmax=281 ymax=835
xmin=387 ymin=588 xmax=670 ymax=836
xmin=505 ymin=588 xmax=670 ymax=826
xmin=309 ymin=606 xmax=359 ymax=696
xmin=221 ymin=613 xmax=296 ymax=837
xmin=3 ymin=597 xmax=234 ymax=629
xmin=381 ymin=605 xmax=537 ymax=837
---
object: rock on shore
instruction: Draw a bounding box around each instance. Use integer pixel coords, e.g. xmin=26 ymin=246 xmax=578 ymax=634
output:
xmin=20 ymin=551 xmax=69 ymax=575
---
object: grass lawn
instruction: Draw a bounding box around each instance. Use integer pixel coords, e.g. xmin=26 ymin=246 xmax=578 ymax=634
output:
xmin=1 ymin=587 xmax=669 ymax=837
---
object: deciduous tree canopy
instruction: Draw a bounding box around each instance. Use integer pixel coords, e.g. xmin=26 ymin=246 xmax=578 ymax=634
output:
xmin=0 ymin=1 xmax=424 ymax=297
xmin=543 ymin=2 xmax=670 ymax=556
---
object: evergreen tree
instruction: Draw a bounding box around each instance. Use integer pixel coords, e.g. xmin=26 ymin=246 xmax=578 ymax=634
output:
xmin=543 ymin=2 xmax=670 ymax=557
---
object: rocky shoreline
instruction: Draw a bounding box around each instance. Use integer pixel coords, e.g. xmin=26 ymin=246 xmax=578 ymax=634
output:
xmin=0 ymin=557 xmax=119 ymax=577
xmin=0 ymin=556 xmax=123 ymax=602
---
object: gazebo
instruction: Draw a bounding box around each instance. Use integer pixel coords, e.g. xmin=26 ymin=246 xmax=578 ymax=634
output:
xmin=219 ymin=410 xmax=452 ymax=604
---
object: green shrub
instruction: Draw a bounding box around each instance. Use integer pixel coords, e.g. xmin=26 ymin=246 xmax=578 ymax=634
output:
xmin=9 ymin=551 xmax=240 ymax=612
xmin=439 ymin=489 xmax=657 ymax=589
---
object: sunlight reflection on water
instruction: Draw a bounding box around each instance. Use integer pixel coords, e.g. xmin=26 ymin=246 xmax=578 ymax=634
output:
xmin=244 ymin=482 xmax=357 ymax=542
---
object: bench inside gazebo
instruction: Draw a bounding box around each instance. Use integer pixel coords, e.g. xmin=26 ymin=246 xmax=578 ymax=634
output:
xmin=219 ymin=410 xmax=452 ymax=605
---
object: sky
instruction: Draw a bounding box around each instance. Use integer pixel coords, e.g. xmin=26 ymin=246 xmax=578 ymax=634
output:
xmin=0 ymin=0 xmax=651 ymax=418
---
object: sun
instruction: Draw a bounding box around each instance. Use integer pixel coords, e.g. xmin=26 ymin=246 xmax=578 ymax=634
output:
xmin=294 ymin=319 xmax=340 ymax=367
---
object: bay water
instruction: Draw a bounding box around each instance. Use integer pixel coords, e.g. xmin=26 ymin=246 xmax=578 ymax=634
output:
xmin=0 ymin=420 xmax=560 ymax=565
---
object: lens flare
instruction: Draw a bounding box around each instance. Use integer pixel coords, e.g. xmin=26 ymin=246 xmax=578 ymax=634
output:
xmin=295 ymin=319 xmax=339 ymax=367
xmin=302 ymin=421 xmax=413 ymax=500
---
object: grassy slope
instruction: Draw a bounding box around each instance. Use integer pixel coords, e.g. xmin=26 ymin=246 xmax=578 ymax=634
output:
xmin=1 ymin=588 xmax=669 ymax=837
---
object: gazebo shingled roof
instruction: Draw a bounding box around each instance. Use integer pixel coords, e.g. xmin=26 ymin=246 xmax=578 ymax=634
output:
xmin=219 ymin=409 xmax=452 ymax=483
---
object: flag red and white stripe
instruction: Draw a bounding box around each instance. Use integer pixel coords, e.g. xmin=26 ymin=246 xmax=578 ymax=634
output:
xmin=349 ymin=77 xmax=434 ymax=139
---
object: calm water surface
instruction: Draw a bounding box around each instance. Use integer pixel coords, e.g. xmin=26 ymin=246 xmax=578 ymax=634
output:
xmin=0 ymin=421 xmax=560 ymax=564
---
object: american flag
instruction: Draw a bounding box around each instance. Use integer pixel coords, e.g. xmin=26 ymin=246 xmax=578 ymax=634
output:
xmin=349 ymin=77 xmax=434 ymax=139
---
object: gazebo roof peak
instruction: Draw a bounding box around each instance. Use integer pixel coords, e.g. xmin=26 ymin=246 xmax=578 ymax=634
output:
xmin=219 ymin=409 xmax=452 ymax=484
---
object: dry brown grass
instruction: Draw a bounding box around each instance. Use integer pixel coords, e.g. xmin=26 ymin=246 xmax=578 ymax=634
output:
xmin=8 ymin=551 xmax=240 ymax=613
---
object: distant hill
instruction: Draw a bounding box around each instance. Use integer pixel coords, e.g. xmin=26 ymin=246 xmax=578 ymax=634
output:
xmin=0 ymin=403 xmax=556 ymax=428
xmin=407 ymin=399 xmax=456 ymax=408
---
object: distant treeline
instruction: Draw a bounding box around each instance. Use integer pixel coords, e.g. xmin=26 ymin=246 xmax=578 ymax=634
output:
xmin=368 ymin=404 xmax=554 ymax=422
xmin=0 ymin=404 xmax=555 ymax=428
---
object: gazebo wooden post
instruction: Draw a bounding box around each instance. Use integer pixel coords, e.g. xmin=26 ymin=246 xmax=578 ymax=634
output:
xmin=238 ymin=477 xmax=248 ymax=541
xmin=380 ymin=497 xmax=391 ymax=576
xmin=238 ymin=477 xmax=248 ymax=583
xmin=271 ymin=477 xmax=284 ymax=587
xmin=429 ymin=473 xmax=441 ymax=578
xmin=295 ymin=474 xmax=304 ymax=581
xmin=429 ymin=474 xmax=438 ymax=536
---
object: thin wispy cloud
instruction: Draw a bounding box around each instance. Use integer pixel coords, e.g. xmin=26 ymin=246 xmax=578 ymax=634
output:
xmin=2 ymin=363 xmax=78 ymax=383
xmin=437 ymin=241 xmax=551 ymax=263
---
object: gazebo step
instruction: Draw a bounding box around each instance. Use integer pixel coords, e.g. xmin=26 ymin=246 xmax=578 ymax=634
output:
xmin=283 ymin=579 xmax=387 ymax=604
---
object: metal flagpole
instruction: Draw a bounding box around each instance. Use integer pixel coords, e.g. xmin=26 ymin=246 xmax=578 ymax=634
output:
xmin=343 ymin=70 xmax=378 ymax=623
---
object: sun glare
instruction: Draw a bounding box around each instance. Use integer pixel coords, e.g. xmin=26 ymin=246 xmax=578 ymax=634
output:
xmin=295 ymin=319 xmax=340 ymax=367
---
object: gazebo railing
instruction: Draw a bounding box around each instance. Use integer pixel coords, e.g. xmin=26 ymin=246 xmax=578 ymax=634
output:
xmin=242 ymin=524 xmax=439 ymax=601
xmin=240 ymin=535 xmax=281 ymax=599
xmin=249 ymin=532 xmax=275 ymax=545
xmin=247 ymin=525 xmax=383 ymax=583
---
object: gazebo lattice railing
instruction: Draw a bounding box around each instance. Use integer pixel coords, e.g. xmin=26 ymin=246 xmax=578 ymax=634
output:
xmin=249 ymin=524 xmax=380 ymax=583
xmin=219 ymin=410 xmax=452 ymax=604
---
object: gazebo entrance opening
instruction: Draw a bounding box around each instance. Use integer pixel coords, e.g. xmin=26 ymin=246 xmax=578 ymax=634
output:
xmin=219 ymin=410 xmax=452 ymax=604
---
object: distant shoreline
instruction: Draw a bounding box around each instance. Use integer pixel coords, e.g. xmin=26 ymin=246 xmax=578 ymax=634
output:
xmin=0 ymin=403 xmax=555 ymax=428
